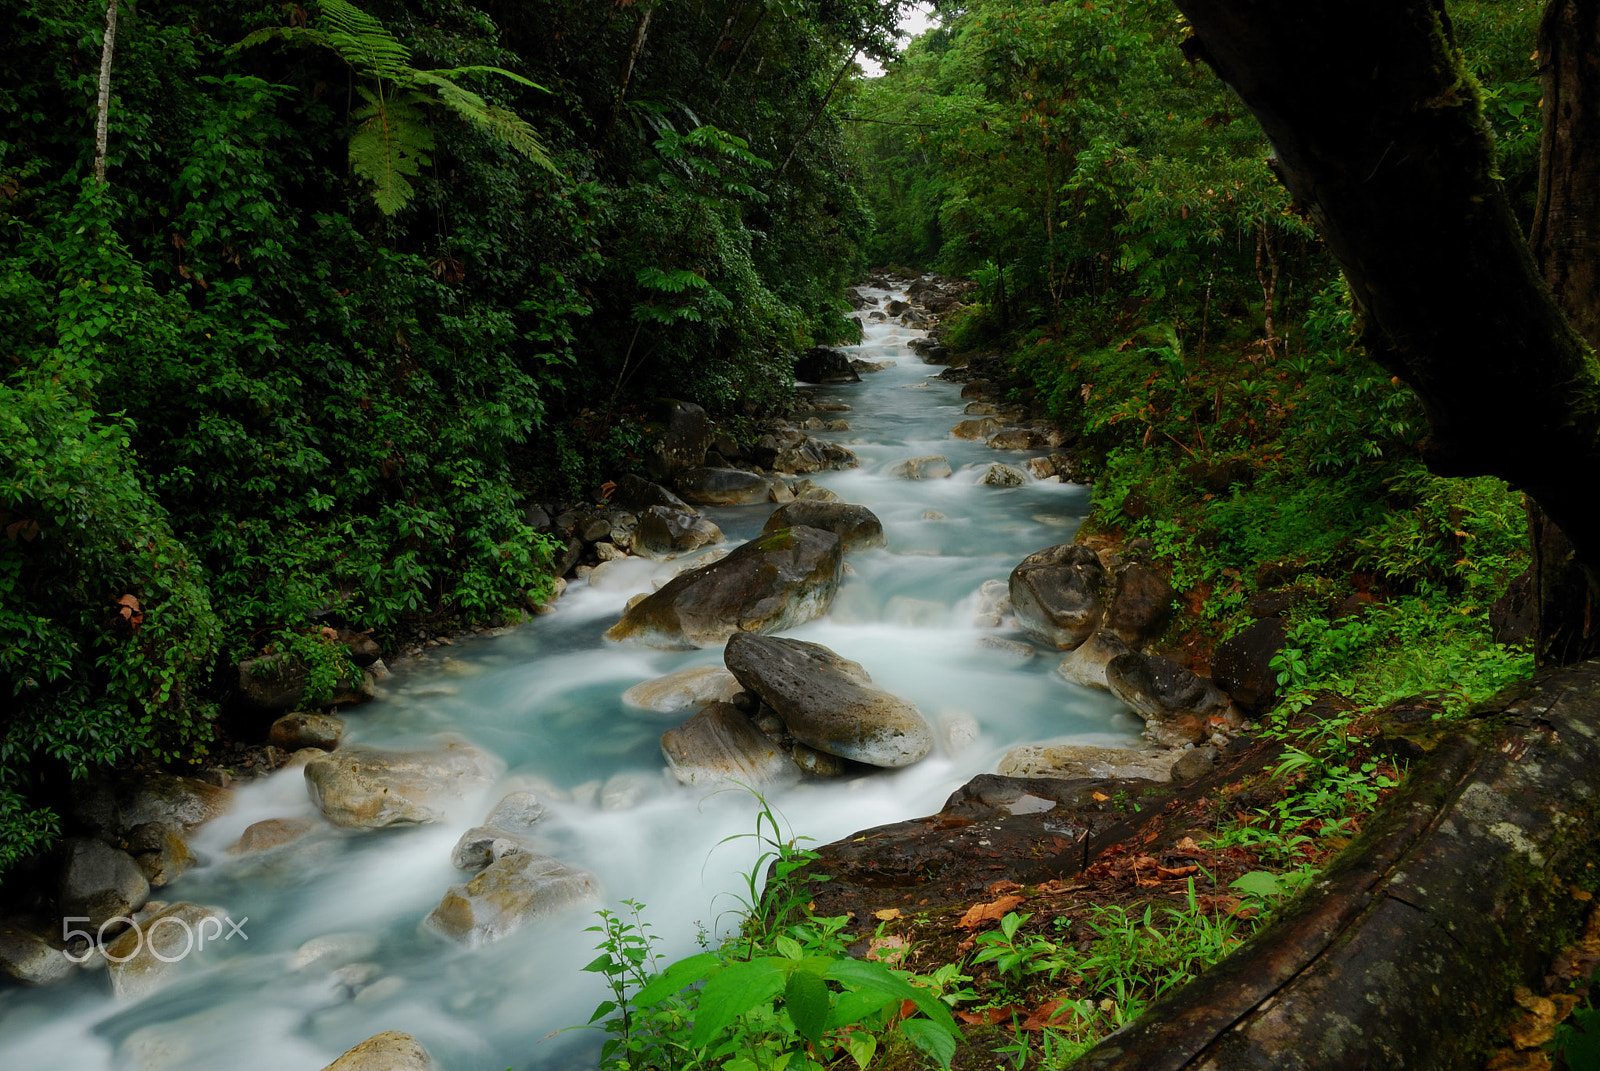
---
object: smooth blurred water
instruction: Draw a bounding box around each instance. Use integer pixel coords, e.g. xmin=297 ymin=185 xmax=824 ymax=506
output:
xmin=0 ymin=286 xmax=1140 ymax=1070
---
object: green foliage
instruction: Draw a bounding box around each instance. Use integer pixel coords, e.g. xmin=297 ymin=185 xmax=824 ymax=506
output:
xmin=579 ymin=795 xmax=962 ymax=1070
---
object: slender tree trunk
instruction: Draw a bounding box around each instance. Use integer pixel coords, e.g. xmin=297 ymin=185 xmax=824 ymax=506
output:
xmin=93 ymin=0 xmax=120 ymax=184
xmin=606 ymin=3 xmax=655 ymax=145
xmin=776 ymin=52 xmax=857 ymax=178
xmin=1254 ymin=219 xmax=1279 ymax=359
xmin=714 ymin=10 xmax=767 ymax=108
xmin=1526 ymin=0 xmax=1600 ymax=663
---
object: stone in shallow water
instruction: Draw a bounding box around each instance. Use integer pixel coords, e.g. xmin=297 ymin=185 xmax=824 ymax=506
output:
xmin=996 ymin=744 xmax=1180 ymax=782
xmin=888 ymin=455 xmax=953 ymax=480
xmin=303 ymin=740 xmax=500 ymax=829
xmin=0 ymin=921 xmax=74 ymax=986
xmin=622 ymin=665 xmax=743 ymax=712
xmin=105 ymin=901 xmax=224 ymax=999
xmin=230 ymin=816 xmax=319 ymax=855
xmin=1056 ymin=629 xmax=1132 ymax=691
xmin=761 ymin=501 xmax=886 ymax=551
xmin=660 ymin=702 xmax=799 ymax=787
xmin=425 ymin=852 xmax=599 ymax=946
xmin=319 ymin=1031 xmax=438 ymax=1071
xmin=981 ymin=462 xmax=1029 ymax=487
xmin=58 ymin=838 xmax=149 ymax=931
xmin=1009 ymin=543 xmax=1106 ymax=649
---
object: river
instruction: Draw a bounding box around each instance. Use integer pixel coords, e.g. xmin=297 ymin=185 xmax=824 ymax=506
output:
xmin=0 ymin=283 xmax=1139 ymax=1070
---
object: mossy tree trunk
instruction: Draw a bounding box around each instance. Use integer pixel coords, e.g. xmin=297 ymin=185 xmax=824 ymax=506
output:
xmin=1174 ymin=0 xmax=1600 ymax=663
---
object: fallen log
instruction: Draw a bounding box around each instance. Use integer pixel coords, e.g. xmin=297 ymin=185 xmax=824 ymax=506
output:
xmin=1075 ymin=662 xmax=1600 ymax=1070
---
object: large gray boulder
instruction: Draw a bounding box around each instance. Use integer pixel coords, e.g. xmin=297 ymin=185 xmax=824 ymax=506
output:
xmin=269 ymin=711 xmax=346 ymax=750
xmin=320 ymin=1032 xmax=438 ymax=1071
xmin=450 ymin=791 xmax=548 ymax=871
xmin=632 ymin=505 xmax=724 ymax=560
xmin=1105 ymin=563 xmax=1174 ymax=645
xmin=660 ymin=702 xmax=799 ymax=787
xmin=1105 ymin=653 xmax=1233 ymax=745
xmin=609 ymin=473 xmax=695 ymax=515
xmin=425 ymin=852 xmax=599 ymax=945
xmin=0 ymin=921 xmax=74 ymax=986
xmin=72 ymin=772 xmax=232 ymax=836
xmin=622 ymin=665 xmax=743 ymax=712
xmin=1211 ymin=617 xmax=1288 ymax=713
xmin=951 ymin=417 xmax=1002 ymax=440
xmin=981 ymin=462 xmax=1029 ymax=487
xmin=888 ymin=455 xmax=953 ymax=480
xmin=606 ymin=526 xmax=843 ymax=649
xmin=761 ymin=502 xmax=886 ymax=551
xmin=675 ymin=467 xmax=774 ymax=506
xmin=1009 ymin=544 xmax=1107 ymax=649
xmin=58 ymin=838 xmax=149 ymax=930
xmin=303 ymin=740 xmax=499 ymax=829
xmin=1056 ymin=629 xmax=1133 ymax=690
xmin=724 ymin=634 xmax=932 ymax=768
xmin=794 ymin=347 xmax=861 ymax=384
xmin=641 ymin=400 xmax=712 ymax=480
xmin=105 ymin=901 xmax=224 ymax=999
xmin=997 ymin=745 xmax=1182 ymax=782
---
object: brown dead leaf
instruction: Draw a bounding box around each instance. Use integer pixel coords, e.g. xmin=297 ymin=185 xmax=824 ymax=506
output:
xmin=957 ymin=895 xmax=1024 ymax=930
xmin=1022 ymin=998 xmax=1084 ymax=1031
xmin=866 ymin=934 xmax=909 ymax=967
xmin=873 ymin=907 xmax=903 ymax=921
xmin=1157 ymin=865 xmax=1200 ymax=880
xmin=1174 ymin=836 xmax=1202 ymax=855
xmin=1486 ymin=1050 xmax=1553 ymax=1071
xmin=1091 ymin=791 xmax=1110 ymax=801
xmin=956 ymin=1006 xmax=1023 ymax=1026
xmin=987 ymin=880 xmax=1023 ymax=896
xmin=1508 ymin=987 xmax=1579 ymax=1050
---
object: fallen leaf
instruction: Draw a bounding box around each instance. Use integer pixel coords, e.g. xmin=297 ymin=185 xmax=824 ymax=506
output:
xmin=957 ymin=1005 xmax=1023 ymax=1025
xmin=1174 ymin=836 xmax=1202 ymax=855
xmin=1091 ymin=791 xmax=1110 ymax=801
xmin=1157 ymin=865 xmax=1200 ymax=880
xmin=1022 ymin=999 xmax=1083 ymax=1031
xmin=987 ymin=880 xmax=1023 ymax=896
xmin=873 ymin=907 xmax=903 ymax=921
xmin=866 ymin=935 xmax=909 ymax=967
xmin=957 ymin=895 xmax=1025 ymax=929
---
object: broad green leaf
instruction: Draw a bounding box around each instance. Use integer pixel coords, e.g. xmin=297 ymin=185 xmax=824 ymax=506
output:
xmin=633 ymin=951 xmax=721 ymax=1006
xmin=784 ymin=968 xmax=832 ymax=1048
xmin=1230 ymin=871 xmax=1285 ymax=897
xmin=825 ymin=987 xmax=900 ymax=1031
xmin=844 ymin=1031 xmax=877 ymax=1070
xmin=824 ymin=958 xmax=960 ymax=1034
xmin=690 ymin=957 xmax=789 ymax=1046
xmin=901 ymin=1017 xmax=958 ymax=1070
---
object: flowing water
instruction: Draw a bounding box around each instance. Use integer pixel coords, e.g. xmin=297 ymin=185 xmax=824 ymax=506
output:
xmin=0 ymin=285 xmax=1141 ymax=1070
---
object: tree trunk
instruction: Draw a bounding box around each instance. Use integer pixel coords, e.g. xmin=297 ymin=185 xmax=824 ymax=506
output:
xmin=1173 ymin=0 xmax=1600 ymax=663
xmin=775 ymin=52 xmax=856 ymax=178
xmin=605 ymin=3 xmax=654 ymax=145
xmin=93 ymin=0 xmax=119 ymax=184
xmin=1527 ymin=0 xmax=1600 ymax=663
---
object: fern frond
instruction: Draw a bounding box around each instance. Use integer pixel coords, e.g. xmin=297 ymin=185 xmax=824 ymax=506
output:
xmin=412 ymin=72 xmax=557 ymax=173
xmin=321 ymin=0 xmax=411 ymax=81
xmin=421 ymin=65 xmax=550 ymax=93
xmin=226 ymin=26 xmax=333 ymax=54
xmin=350 ymin=87 xmax=434 ymax=215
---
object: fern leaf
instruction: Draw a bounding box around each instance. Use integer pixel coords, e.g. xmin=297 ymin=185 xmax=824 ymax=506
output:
xmin=421 ymin=65 xmax=550 ymax=93
xmin=226 ymin=26 xmax=332 ymax=54
xmin=350 ymin=88 xmax=434 ymax=215
xmin=412 ymin=72 xmax=557 ymax=173
xmin=321 ymin=0 xmax=412 ymax=81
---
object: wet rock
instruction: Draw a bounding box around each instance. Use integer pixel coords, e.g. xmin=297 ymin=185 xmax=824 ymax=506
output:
xmin=1211 ymin=617 xmax=1287 ymax=714
xmin=660 ymin=702 xmax=799 ymax=787
xmin=889 ymin=455 xmax=953 ymax=479
xmin=292 ymin=932 xmax=380 ymax=973
xmin=1056 ymin=629 xmax=1133 ymax=690
xmin=320 ymin=1031 xmax=439 ymax=1071
xmin=951 ymin=417 xmax=1002 ymax=440
xmin=1489 ymin=565 xmax=1535 ymax=646
xmin=450 ymin=827 xmax=527 ymax=871
xmin=304 ymin=740 xmax=499 ymax=829
xmin=977 ymin=636 xmax=1036 ymax=661
xmin=960 ymin=382 xmax=988 ymax=398
xmin=850 ymin=359 xmax=892 ymax=374
xmin=622 ymin=665 xmax=743 ymax=712
xmin=0 ymin=921 xmax=74 ymax=986
xmin=981 ymin=463 xmax=1028 ymax=487
xmin=229 ymin=817 xmax=318 ymax=855
xmin=609 ymin=473 xmax=694 ymax=516
xmin=237 ymin=653 xmax=377 ymax=712
xmin=1024 ymin=456 xmax=1056 ymax=479
xmin=72 ymin=773 xmax=233 ymax=837
xmin=987 ymin=428 xmax=1040 ymax=451
xmin=641 ymin=399 xmax=712 ymax=480
xmin=771 ymin=437 xmax=860 ymax=475
xmin=1105 ymin=653 xmax=1231 ymax=744
xmin=106 ymin=902 xmax=223 ymax=1000
xmin=997 ymin=745 xmax=1181 ymax=782
xmin=675 ymin=467 xmax=774 ymax=506
xmin=595 ymin=541 xmax=628 ymax=562
xmin=126 ymin=823 xmax=196 ymax=887
xmin=935 ymin=711 xmax=981 ymax=757
xmin=269 ymin=712 xmax=346 ymax=751
xmin=724 ymin=634 xmax=933 ymax=768
xmin=1009 ymin=544 xmax=1107 ymax=649
xmin=973 ymin=578 xmax=1012 ymax=631
xmin=1170 ymin=746 xmax=1218 ymax=782
xmin=425 ymin=852 xmax=599 ymax=946
xmin=59 ymin=838 xmax=149 ymax=930
xmin=922 ymin=510 xmax=946 ymax=521
xmin=1105 ymin=563 xmax=1174 ymax=645
xmin=632 ymin=505 xmax=725 ymax=560
xmin=794 ymin=346 xmax=861 ymax=384
xmin=485 ymin=791 xmax=547 ymax=832
xmin=792 ymin=742 xmax=847 ymax=777
xmin=605 ymin=526 xmax=843 ymax=649
xmin=964 ymin=401 xmax=999 ymax=416
xmin=762 ymin=502 xmax=886 ymax=551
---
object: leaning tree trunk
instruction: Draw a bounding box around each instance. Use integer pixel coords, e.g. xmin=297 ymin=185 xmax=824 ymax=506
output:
xmin=1172 ymin=0 xmax=1600 ymax=665
xmin=1527 ymin=0 xmax=1600 ymax=663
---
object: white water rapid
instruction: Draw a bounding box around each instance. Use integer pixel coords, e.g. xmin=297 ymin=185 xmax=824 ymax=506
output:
xmin=0 ymin=284 xmax=1142 ymax=1070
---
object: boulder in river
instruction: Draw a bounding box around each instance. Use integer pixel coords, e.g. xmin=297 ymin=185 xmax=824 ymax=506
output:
xmin=674 ymin=467 xmax=774 ymax=506
xmin=608 ymin=473 xmax=695 ymax=515
xmin=105 ymin=901 xmax=224 ymax=1000
xmin=761 ymin=501 xmax=886 ymax=551
xmin=1056 ymin=629 xmax=1133 ymax=690
xmin=303 ymin=740 xmax=500 ymax=828
xmin=450 ymin=791 xmax=549 ymax=871
xmin=1105 ymin=653 xmax=1234 ymax=745
xmin=631 ymin=505 xmax=725 ymax=560
xmin=794 ymin=346 xmax=861 ymax=384
xmin=0 ymin=921 xmax=74 ymax=986
xmin=951 ymin=417 xmax=1002 ymax=440
xmin=125 ymin=821 xmax=197 ymax=887
xmin=229 ymin=817 xmax=319 ymax=855
xmin=320 ymin=1031 xmax=439 ymax=1071
xmin=660 ymin=702 xmax=800 ymax=787
xmin=605 ymin=526 xmax=843 ymax=649
xmin=888 ymin=455 xmax=953 ymax=480
xmin=425 ymin=852 xmax=599 ymax=945
xmin=1009 ymin=543 xmax=1107 ymax=649
xmin=1211 ymin=617 xmax=1287 ymax=713
xmin=724 ymin=634 xmax=933 ymax=768
xmin=623 ymin=664 xmax=743 ymax=712
xmin=58 ymin=838 xmax=149 ymax=931
xmin=269 ymin=711 xmax=346 ymax=751
xmin=987 ymin=428 xmax=1041 ymax=451
xmin=997 ymin=744 xmax=1183 ymax=782
xmin=641 ymin=399 xmax=712 ymax=480
xmin=981 ymin=463 xmax=1029 ymax=487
